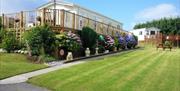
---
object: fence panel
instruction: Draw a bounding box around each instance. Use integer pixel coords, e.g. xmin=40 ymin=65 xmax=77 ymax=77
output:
xmin=3 ymin=9 xmax=124 ymax=37
xmin=64 ymin=11 xmax=73 ymax=29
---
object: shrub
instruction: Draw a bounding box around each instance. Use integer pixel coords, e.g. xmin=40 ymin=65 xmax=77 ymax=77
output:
xmin=1 ymin=31 xmax=19 ymax=53
xmin=104 ymin=35 xmax=115 ymax=51
xmin=80 ymin=27 xmax=98 ymax=49
xmin=24 ymin=25 xmax=56 ymax=56
xmin=118 ymin=35 xmax=126 ymax=49
xmin=114 ymin=37 xmax=119 ymax=48
xmin=125 ymin=34 xmax=137 ymax=49
xmin=40 ymin=54 xmax=56 ymax=62
xmin=56 ymin=31 xmax=81 ymax=52
xmin=0 ymin=29 xmax=6 ymax=44
xmin=97 ymin=35 xmax=106 ymax=53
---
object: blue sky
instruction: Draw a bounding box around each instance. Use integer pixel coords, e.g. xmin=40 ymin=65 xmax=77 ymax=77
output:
xmin=0 ymin=0 xmax=180 ymax=30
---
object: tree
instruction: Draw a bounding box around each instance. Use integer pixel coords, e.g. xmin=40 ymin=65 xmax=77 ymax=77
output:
xmin=80 ymin=27 xmax=98 ymax=49
xmin=134 ymin=17 xmax=180 ymax=35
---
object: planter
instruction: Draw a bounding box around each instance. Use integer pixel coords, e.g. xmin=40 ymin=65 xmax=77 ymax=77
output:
xmin=95 ymin=47 xmax=99 ymax=55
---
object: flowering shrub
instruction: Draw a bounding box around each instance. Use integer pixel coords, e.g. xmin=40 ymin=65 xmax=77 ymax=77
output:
xmin=56 ymin=31 xmax=81 ymax=52
xmin=97 ymin=35 xmax=106 ymax=53
xmin=125 ymin=33 xmax=137 ymax=49
xmin=105 ymin=35 xmax=115 ymax=51
xmin=118 ymin=35 xmax=126 ymax=49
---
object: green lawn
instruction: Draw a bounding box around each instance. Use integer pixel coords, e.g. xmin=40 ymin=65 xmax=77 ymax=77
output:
xmin=0 ymin=53 xmax=47 ymax=79
xmin=29 ymin=47 xmax=180 ymax=91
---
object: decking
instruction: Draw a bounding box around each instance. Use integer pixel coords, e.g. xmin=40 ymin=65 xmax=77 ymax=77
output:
xmin=1 ymin=8 xmax=125 ymax=41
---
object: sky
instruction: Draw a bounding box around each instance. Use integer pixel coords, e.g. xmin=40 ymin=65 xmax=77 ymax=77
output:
xmin=0 ymin=0 xmax=180 ymax=30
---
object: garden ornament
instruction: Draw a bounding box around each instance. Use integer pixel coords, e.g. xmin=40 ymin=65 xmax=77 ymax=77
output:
xmin=85 ymin=48 xmax=90 ymax=57
xmin=66 ymin=52 xmax=73 ymax=61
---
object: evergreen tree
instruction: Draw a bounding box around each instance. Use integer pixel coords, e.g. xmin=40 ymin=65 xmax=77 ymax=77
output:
xmin=134 ymin=17 xmax=180 ymax=35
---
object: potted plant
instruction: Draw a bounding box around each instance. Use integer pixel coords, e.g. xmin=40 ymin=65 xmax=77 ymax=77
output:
xmin=36 ymin=16 xmax=41 ymax=22
xmin=15 ymin=18 xmax=20 ymax=23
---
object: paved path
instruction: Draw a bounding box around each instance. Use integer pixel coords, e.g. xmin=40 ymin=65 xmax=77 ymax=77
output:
xmin=0 ymin=82 xmax=50 ymax=91
xmin=0 ymin=61 xmax=84 ymax=84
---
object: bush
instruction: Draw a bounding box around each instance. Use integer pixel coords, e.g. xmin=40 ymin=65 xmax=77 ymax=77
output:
xmin=24 ymin=25 xmax=56 ymax=56
xmin=40 ymin=54 xmax=56 ymax=62
xmin=104 ymin=35 xmax=115 ymax=51
xmin=118 ymin=35 xmax=126 ymax=49
xmin=97 ymin=35 xmax=106 ymax=53
xmin=2 ymin=31 xmax=19 ymax=53
xmin=114 ymin=37 xmax=119 ymax=48
xmin=80 ymin=27 xmax=98 ymax=49
xmin=125 ymin=34 xmax=137 ymax=49
xmin=56 ymin=31 xmax=82 ymax=52
xmin=0 ymin=29 xmax=6 ymax=44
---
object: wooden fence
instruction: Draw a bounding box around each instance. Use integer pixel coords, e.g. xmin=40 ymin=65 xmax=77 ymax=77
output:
xmin=145 ymin=33 xmax=180 ymax=47
xmin=2 ymin=8 xmax=124 ymax=41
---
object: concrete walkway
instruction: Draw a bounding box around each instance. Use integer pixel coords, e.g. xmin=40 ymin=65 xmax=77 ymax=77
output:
xmin=0 ymin=82 xmax=50 ymax=91
xmin=0 ymin=61 xmax=84 ymax=84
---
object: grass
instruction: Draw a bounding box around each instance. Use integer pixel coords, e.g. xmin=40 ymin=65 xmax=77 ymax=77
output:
xmin=0 ymin=53 xmax=47 ymax=80
xmin=28 ymin=47 xmax=180 ymax=91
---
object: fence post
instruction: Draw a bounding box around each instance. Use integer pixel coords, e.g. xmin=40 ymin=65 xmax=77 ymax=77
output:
xmin=19 ymin=11 xmax=24 ymax=41
xmin=72 ymin=13 xmax=75 ymax=33
xmin=41 ymin=8 xmax=46 ymax=26
xmin=60 ymin=9 xmax=65 ymax=32
xmin=2 ymin=14 xmax=5 ymax=29
xmin=53 ymin=9 xmax=56 ymax=26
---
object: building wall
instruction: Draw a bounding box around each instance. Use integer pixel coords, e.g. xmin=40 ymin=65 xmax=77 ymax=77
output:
xmin=131 ymin=28 xmax=146 ymax=41
xmin=75 ymin=6 xmax=122 ymax=29
xmin=131 ymin=28 xmax=160 ymax=42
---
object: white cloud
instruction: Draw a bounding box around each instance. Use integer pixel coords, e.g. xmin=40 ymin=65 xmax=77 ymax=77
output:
xmin=135 ymin=3 xmax=180 ymax=23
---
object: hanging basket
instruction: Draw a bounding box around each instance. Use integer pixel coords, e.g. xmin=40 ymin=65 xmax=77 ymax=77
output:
xmin=36 ymin=16 xmax=41 ymax=22
xmin=15 ymin=18 xmax=20 ymax=23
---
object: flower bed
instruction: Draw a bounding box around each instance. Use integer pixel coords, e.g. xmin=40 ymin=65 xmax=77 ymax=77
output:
xmin=0 ymin=25 xmax=138 ymax=62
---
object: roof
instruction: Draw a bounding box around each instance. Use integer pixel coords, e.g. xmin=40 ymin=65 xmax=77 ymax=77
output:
xmin=131 ymin=27 xmax=160 ymax=32
xmin=37 ymin=0 xmax=73 ymax=9
xmin=37 ymin=0 xmax=122 ymax=25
